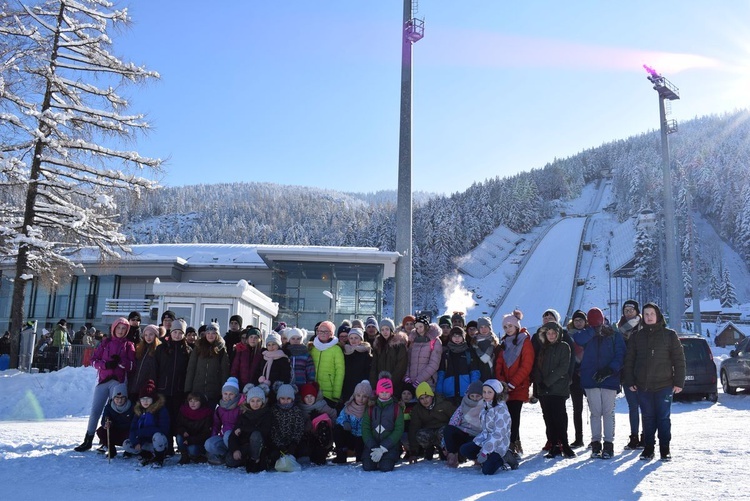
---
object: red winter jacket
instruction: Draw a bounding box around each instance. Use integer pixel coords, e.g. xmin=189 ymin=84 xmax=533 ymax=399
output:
xmin=494 ymin=330 xmax=534 ymax=402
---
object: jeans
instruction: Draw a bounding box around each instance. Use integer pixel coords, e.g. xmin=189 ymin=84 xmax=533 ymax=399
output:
xmin=205 ymin=431 xmax=232 ymax=463
xmin=175 ymin=435 xmax=205 ymax=457
xmin=637 ymin=387 xmax=673 ymax=446
xmin=623 ymin=385 xmax=640 ymax=436
xmin=459 ymin=441 xmax=505 ymax=475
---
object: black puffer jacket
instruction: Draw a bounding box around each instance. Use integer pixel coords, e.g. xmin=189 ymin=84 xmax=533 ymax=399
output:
xmin=623 ymin=303 xmax=686 ymax=392
xmin=533 ymin=322 xmax=572 ymax=398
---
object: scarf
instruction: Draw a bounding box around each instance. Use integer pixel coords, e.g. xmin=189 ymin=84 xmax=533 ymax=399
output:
xmin=261 ymin=349 xmax=288 ymax=382
xmin=344 ymin=342 xmax=372 ymax=356
xmin=179 ymin=402 xmax=213 ymax=421
xmin=344 ymin=396 xmax=368 ymax=419
xmin=459 ymin=394 xmax=483 ymax=435
xmin=501 ymin=330 xmax=529 ymax=369
xmin=299 ymin=397 xmax=329 ymax=417
xmin=447 ymin=341 xmax=469 ymax=354
xmin=219 ymin=393 xmax=240 ymax=410
xmin=313 ymin=336 xmax=339 ymax=352
xmin=474 ymin=333 xmax=496 ymax=366
xmin=112 ymin=399 xmax=132 ymax=414
xmin=286 ymin=344 xmax=309 ymax=357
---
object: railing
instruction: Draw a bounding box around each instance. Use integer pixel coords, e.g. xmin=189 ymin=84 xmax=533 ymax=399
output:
xmin=34 ymin=344 xmax=95 ymax=372
xmin=102 ymin=298 xmax=154 ymax=318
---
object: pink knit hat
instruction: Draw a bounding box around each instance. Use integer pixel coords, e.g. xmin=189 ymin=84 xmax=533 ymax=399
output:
xmin=376 ymin=378 xmax=393 ymax=397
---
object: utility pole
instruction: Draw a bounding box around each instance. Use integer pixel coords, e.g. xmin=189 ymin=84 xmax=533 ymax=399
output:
xmin=394 ymin=0 xmax=423 ymax=322
xmin=644 ymin=65 xmax=683 ymax=329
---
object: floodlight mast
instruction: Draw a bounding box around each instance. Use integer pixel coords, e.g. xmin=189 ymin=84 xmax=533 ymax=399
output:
xmin=395 ymin=0 xmax=424 ymax=322
xmin=643 ymin=65 xmax=683 ymax=329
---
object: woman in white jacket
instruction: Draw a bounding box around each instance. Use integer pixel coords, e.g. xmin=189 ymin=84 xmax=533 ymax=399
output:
xmin=458 ymin=379 xmax=518 ymax=474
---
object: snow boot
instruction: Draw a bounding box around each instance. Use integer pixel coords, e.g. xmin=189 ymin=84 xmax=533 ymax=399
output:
xmin=640 ymin=445 xmax=655 ymax=461
xmin=96 ymin=444 xmax=108 ymax=454
xmin=107 ymin=442 xmax=117 ymax=459
xmin=541 ymin=440 xmax=551 ymax=452
xmin=570 ymin=438 xmax=585 ymax=448
xmin=561 ymin=444 xmax=576 ymax=458
xmin=503 ymin=449 xmax=520 ymax=470
xmin=660 ymin=444 xmax=671 ymax=461
xmin=591 ymin=441 xmax=602 ymax=459
xmin=544 ymin=443 xmax=561 ymax=459
xmin=637 ymin=433 xmax=645 ymax=449
xmin=139 ymin=450 xmax=154 ymax=466
xmin=625 ymin=434 xmax=640 ymax=450
xmin=332 ymin=448 xmax=348 ymax=464
xmin=74 ymin=433 xmax=95 ymax=452
xmin=152 ymin=449 xmax=165 ymax=468
xmin=446 ymin=452 xmax=459 ymax=468
xmin=249 ymin=431 xmax=264 ymax=463
xmin=602 ymin=441 xmax=614 ymax=459
xmin=510 ymin=440 xmax=523 ymax=456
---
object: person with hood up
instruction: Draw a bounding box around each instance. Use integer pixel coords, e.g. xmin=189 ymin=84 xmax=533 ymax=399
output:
xmin=74 ymin=317 xmax=135 ymax=452
xmin=623 ymin=302 xmax=685 ymax=461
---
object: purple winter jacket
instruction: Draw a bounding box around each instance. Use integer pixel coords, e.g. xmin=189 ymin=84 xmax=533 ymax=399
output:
xmin=91 ymin=335 xmax=135 ymax=384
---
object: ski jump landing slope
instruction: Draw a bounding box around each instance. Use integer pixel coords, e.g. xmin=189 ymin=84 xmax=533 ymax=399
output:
xmin=492 ymin=217 xmax=586 ymax=331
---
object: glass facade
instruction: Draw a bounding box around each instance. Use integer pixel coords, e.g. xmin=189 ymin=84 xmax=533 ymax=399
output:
xmin=271 ymin=261 xmax=383 ymax=330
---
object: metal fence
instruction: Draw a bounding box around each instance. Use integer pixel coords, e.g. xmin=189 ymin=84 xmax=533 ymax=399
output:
xmin=34 ymin=344 xmax=95 ymax=372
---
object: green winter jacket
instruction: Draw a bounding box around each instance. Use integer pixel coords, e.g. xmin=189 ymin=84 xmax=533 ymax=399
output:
xmin=533 ymin=322 xmax=571 ymax=398
xmin=309 ymin=339 xmax=345 ymax=403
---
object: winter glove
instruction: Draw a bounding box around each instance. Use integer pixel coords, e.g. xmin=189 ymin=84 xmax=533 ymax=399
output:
xmin=111 ymin=354 xmax=120 ymax=363
xmin=593 ymin=367 xmax=614 ymax=383
xmin=104 ymin=359 xmax=118 ymax=369
xmin=341 ymin=421 xmax=352 ymax=432
xmin=477 ymin=452 xmax=488 ymax=464
xmin=370 ymin=446 xmax=388 ymax=463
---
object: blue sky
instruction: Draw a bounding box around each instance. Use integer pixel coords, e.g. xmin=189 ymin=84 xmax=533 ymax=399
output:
xmin=116 ymin=1 xmax=750 ymax=195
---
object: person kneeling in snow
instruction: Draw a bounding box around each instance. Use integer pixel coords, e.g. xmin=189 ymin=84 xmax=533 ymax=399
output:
xmin=459 ymin=379 xmax=518 ymax=474
xmin=95 ymin=383 xmax=134 ymax=459
xmin=361 ymin=377 xmax=404 ymax=472
xmin=227 ymin=385 xmax=273 ymax=472
xmin=123 ymin=379 xmax=170 ymax=467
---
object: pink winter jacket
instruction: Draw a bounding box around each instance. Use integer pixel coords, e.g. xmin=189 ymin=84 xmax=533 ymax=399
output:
xmin=405 ymin=323 xmax=443 ymax=387
xmin=91 ymin=335 xmax=135 ymax=385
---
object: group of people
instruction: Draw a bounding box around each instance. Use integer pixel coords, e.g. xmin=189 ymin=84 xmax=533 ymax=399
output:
xmin=73 ymin=301 xmax=685 ymax=471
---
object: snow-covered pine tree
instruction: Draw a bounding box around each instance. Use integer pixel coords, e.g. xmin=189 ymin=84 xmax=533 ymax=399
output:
xmin=0 ymin=0 xmax=161 ymax=367
xmin=721 ymin=268 xmax=737 ymax=308
xmin=634 ymin=224 xmax=659 ymax=302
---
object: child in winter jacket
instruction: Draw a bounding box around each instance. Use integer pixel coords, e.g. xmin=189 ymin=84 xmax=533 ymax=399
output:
xmin=435 ymin=327 xmax=482 ymax=406
xmin=407 ymin=382 xmax=455 ymax=461
xmin=459 ymin=379 xmax=518 ymax=475
xmin=204 ymin=377 xmax=242 ymax=465
xmin=333 ymin=380 xmax=372 ymax=463
xmin=174 ymin=392 xmax=213 ymax=464
xmin=443 ymin=380 xmax=484 ymax=467
xmin=227 ymin=385 xmax=274 ymax=472
xmin=123 ymin=380 xmax=170 ymax=467
xmin=284 ymin=328 xmax=316 ymax=386
xmin=95 ymin=382 xmax=134 ymax=459
xmin=230 ymin=327 xmax=264 ymax=388
xmin=297 ymin=382 xmax=338 ymax=465
xmin=258 ymin=332 xmax=292 ymax=388
xmin=270 ymin=384 xmax=306 ymax=467
xmin=399 ymin=387 xmax=417 ymax=458
xmin=361 ymin=377 xmax=404 ymax=472
xmin=404 ymin=317 xmax=442 ymax=390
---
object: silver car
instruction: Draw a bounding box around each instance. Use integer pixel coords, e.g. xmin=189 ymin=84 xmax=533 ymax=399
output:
xmin=720 ymin=337 xmax=750 ymax=394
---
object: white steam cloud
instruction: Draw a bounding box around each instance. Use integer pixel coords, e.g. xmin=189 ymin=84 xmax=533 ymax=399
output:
xmin=442 ymin=273 xmax=475 ymax=318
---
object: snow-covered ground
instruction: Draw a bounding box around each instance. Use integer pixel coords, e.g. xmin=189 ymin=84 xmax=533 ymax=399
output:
xmin=1 ymin=353 xmax=747 ymax=500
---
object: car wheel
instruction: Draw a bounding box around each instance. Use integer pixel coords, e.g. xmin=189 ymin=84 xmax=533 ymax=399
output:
xmin=721 ymin=370 xmax=737 ymax=395
xmin=707 ymin=392 xmax=718 ymax=403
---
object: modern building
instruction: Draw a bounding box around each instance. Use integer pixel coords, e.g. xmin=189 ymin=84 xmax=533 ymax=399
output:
xmin=0 ymin=244 xmax=399 ymax=335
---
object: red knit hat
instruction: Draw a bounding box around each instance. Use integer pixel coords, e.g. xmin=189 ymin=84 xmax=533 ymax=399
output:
xmin=139 ymin=379 xmax=157 ymax=400
xmin=587 ymin=307 xmax=605 ymax=328
xmin=300 ymin=382 xmax=319 ymax=400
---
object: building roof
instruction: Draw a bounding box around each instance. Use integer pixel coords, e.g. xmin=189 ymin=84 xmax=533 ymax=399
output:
xmin=608 ymin=217 xmax=637 ymax=276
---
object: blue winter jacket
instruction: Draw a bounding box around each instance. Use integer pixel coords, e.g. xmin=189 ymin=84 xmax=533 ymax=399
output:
xmin=435 ymin=348 xmax=481 ymax=403
xmin=573 ymin=325 xmax=626 ymax=391
xmin=128 ymin=396 xmax=171 ymax=447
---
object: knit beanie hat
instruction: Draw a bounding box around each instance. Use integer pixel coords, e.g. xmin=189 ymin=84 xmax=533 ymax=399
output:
xmin=380 ymin=318 xmax=396 ymax=332
xmin=110 ymin=382 xmax=128 ymax=400
xmin=205 ymin=322 xmax=220 ymax=334
xmin=350 ymin=319 xmax=364 ymax=330
xmin=376 ymin=378 xmax=394 ymax=397
xmin=451 ymin=312 xmax=465 ymax=326
xmin=353 ymin=379 xmax=373 ymax=398
xmin=139 ymin=379 xmax=157 ymax=400
xmin=477 ymin=316 xmax=493 ymax=330
xmin=347 ymin=328 xmax=364 ymax=341
xmin=337 ymin=323 xmax=351 ymax=337
xmin=222 ymin=377 xmax=240 ymax=394
xmin=128 ymin=311 xmax=141 ymax=321
xmin=449 ymin=326 xmax=465 ymax=339
xmin=623 ymin=300 xmax=640 ymax=314
xmin=415 ymin=382 xmax=434 ymax=398
xmin=438 ymin=315 xmax=451 ymax=327
xmin=466 ymin=380 xmax=484 ymax=397
xmin=572 ymin=310 xmax=587 ymax=322
xmin=246 ymin=327 xmax=261 ymax=338
xmin=587 ymin=307 xmax=605 ymax=328
xmin=483 ymin=379 xmax=503 ymax=396
xmin=543 ymin=309 xmax=561 ymax=322
xmin=276 ymin=384 xmax=296 ymax=401
xmin=501 ymin=314 xmax=520 ymax=330
xmin=287 ymin=328 xmax=304 ymax=341
xmin=229 ymin=314 xmax=243 ymax=327
xmin=401 ymin=315 xmax=416 ymax=325
xmin=265 ymin=332 xmax=282 ymax=347
xmin=300 ymin=382 xmax=319 ymax=400
xmin=245 ymin=385 xmax=267 ymax=404
xmin=364 ymin=316 xmax=379 ymax=330
xmin=171 ymin=318 xmax=187 ymax=334
xmin=466 ymin=320 xmax=478 ymax=330
xmin=142 ymin=324 xmax=160 ymax=338
xmin=415 ymin=315 xmax=430 ymax=328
